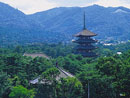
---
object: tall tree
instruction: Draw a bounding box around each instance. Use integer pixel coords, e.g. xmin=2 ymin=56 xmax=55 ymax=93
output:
xmin=9 ymin=85 xmax=36 ymax=98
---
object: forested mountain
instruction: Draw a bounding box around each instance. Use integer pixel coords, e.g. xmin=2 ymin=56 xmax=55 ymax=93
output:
xmin=0 ymin=2 xmax=65 ymax=46
xmin=0 ymin=2 xmax=130 ymax=46
xmin=29 ymin=5 xmax=130 ymax=40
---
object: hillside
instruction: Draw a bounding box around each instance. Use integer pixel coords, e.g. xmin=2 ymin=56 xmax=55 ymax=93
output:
xmin=0 ymin=2 xmax=65 ymax=46
xmin=0 ymin=2 xmax=130 ymax=46
xmin=29 ymin=5 xmax=130 ymax=41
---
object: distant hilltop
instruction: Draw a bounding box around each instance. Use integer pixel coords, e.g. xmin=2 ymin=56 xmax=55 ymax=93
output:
xmin=0 ymin=2 xmax=130 ymax=46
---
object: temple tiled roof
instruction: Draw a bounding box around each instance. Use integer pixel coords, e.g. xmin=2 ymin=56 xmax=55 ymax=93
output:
xmin=23 ymin=53 xmax=50 ymax=59
xmin=75 ymin=29 xmax=97 ymax=37
xmin=30 ymin=66 xmax=74 ymax=84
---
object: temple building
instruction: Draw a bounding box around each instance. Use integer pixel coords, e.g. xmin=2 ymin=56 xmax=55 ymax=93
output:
xmin=30 ymin=62 xmax=74 ymax=84
xmin=73 ymin=13 xmax=97 ymax=57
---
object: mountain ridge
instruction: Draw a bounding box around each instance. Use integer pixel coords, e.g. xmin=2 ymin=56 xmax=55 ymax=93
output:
xmin=0 ymin=2 xmax=130 ymax=46
xmin=28 ymin=4 xmax=130 ymax=40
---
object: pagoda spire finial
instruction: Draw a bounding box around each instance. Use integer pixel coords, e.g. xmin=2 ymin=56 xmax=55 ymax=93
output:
xmin=83 ymin=12 xmax=86 ymax=30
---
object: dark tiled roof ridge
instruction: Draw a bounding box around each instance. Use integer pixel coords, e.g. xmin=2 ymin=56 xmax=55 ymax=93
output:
xmin=56 ymin=66 xmax=74 ymax=77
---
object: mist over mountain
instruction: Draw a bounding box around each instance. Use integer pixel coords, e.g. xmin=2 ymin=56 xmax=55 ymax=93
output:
xmin=0 ymin=2 xmax=130 ymax=46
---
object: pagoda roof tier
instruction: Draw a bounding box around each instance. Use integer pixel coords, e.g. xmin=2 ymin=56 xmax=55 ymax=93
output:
xmin=75 ymin=29 xmax=97 ymax=37
xmin=82 ymin=53 xmax=97 ymax=57
xmin=76 ymin=52 xmax=97 ymax=57
xmin=76 ymin=46 xmax=97 ymax=50
xmin=74 ymin=39 xmax=97 ymax=43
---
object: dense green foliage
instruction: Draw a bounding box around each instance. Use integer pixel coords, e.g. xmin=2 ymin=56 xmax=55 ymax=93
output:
xmin=0 ymin=2 xmax=130 ymax=97
xmin=9 ymin=85 xmax=35 ymax=98
xmin=0 ymin=42 xmax=130 ymax=98
xmin=5 ymin=41 xmax=129 ymax=58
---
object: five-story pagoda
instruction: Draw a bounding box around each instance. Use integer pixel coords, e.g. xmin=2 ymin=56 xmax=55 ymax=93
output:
xmin=73 ymin=13 xmax=97 ymax=57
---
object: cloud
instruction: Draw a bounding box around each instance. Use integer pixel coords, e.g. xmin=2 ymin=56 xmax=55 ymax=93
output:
xmin=48 ymin=0 xmax=130 ymax=8
xmin=0 ymin=0 xmax=130 ymax=14
xmin=93 ymin=0 xmax=130 ymax=8
xmin=48 ymin=0 xmax=98 ymax=6
xmin=0 ymin=0 xmax=57 ymax=14
xmin=121 ymin=0 xmax=130 ymax=3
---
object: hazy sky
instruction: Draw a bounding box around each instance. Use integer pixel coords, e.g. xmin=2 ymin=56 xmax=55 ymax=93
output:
xmin=0 ymin=0 xmax=130 ymax=14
